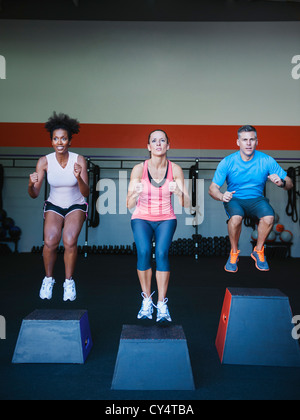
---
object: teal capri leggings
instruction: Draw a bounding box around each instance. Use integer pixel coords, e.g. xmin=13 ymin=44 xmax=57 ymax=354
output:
xmin=131 ymin=218 xmax=177 ymax=272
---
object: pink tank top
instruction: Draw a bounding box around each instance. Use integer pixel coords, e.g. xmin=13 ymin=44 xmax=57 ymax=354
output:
xmin=131 ymin=160 xmax=176 ymax=222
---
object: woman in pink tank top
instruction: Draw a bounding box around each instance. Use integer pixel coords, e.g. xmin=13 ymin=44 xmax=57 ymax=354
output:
xmin=28 ymin=112 xmax=89 ymax=302
xmin=127 ymin=129 xmax=190 ymax=323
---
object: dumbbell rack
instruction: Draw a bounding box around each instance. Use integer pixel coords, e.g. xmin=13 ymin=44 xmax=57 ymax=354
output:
xmin=31 ymin=235 xmax=231 ymax=260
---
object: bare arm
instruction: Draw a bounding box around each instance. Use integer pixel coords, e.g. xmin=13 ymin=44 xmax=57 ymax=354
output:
xmin=208 ymin=182 xmax=235 ymax=203
xmin=268 ymin=174 xmax=293 ymax=191
xmin=28 ymin=156 xmax=47 ymax=199
xmin=170 ymin=163 xmax=190 ymax=208
xmin=74 ymin=155 xmax=90 ymax=198
xmin=126 ymin=163 xmax=144 ymax=209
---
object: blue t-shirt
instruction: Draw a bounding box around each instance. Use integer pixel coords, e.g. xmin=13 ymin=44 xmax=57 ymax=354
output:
xmin=212 ymin=151 xmax=287 ymax=199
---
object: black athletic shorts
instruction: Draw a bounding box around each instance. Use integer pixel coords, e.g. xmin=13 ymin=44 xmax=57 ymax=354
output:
xmin=43 ymin=200 xmax=88 ymax=219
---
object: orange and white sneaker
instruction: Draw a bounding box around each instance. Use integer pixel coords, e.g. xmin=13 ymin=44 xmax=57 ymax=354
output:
xmin=251 ymin=246 xmax=270 ymax=271
xmin=224 ymin=249 xmax=240 ymax=273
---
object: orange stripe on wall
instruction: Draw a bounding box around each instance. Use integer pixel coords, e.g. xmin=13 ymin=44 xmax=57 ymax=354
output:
xmin=0 ymin=123 xmax=299 ymax=150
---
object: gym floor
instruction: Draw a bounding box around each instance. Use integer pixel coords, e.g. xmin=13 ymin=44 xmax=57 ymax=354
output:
xmin=0 ymin=252 xmax=299 ymax=401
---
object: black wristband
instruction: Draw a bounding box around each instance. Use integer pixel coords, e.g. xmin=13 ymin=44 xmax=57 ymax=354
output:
xmin=280 ymin=179 xmax=286 ymax=188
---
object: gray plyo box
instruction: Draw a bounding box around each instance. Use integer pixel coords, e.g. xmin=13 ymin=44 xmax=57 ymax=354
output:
xmin=216 ymin=288 xmax=300 ymax=367
xmin=12 ymin=309 xmax=93 ymax=364
xmin=111 ymin=324 xmax=195 ymax=390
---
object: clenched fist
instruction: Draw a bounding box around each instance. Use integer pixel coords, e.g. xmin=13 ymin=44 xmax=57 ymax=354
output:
xmin=268 ymin=174 xmax=283 ymax=187
xmin=73 ymin=163 xmax=82 ymax=179
xmin=222 ymin=191 xmax=236 ymax=203
xmin=134 ymin=182 xmax=144 ymax=195
xmin=29 ymin=172 xmax=39 ymax=186
xmin=169 ymin=181 xmax=177 ymax=192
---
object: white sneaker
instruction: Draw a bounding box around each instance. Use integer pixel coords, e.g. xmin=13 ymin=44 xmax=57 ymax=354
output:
xmin=63 ymin=279 xmax=76 ymax=302
xmin=156 ymin=298 xmax=172 ymax=323
xmin=137 ymin=292 xmax=155 ymax=320
xmin=39 ymin=277 xmax=55 ymax=300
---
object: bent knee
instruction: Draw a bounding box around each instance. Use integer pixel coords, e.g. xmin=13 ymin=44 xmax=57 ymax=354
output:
xmin=260 ymin=215 xmax=274 ymax=226
xmin=155 ymin=251 xmax=170 ymax=270
xmin=229 ymin=215 xmax=243 ymax=226
xmin=63 ymin=233 xmax=79 ymax=249
xmin=138 ymin=248 xmax=151 ymax=261
xmin=44 ymin=232 xmax=61 ymax=249
xmin=156 ymin=250 xmax=169 ymax=262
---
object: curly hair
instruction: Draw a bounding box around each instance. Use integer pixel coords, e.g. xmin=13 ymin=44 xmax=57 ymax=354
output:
xmin=44 ymin=112 xmax=80 ymax=140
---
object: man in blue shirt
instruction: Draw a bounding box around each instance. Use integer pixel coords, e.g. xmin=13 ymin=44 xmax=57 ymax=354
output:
xmin=209 ymin=125 xmax=293 ymax=272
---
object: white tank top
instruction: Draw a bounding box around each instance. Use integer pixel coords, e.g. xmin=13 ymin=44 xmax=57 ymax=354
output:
xmin=46 ymin=152 xmax=86 ymax=208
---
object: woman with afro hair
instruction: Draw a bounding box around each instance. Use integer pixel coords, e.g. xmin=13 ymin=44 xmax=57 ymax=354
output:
xmin=28 ymin=112 xmax=89 ymax=301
